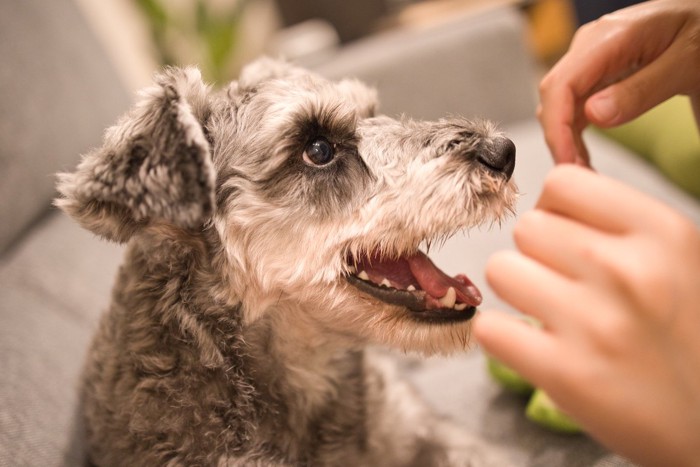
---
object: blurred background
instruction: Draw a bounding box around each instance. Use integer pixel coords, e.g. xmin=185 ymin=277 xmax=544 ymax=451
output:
xmin=1 ymin=0 xmax=661 ymax=256
xmin=74 ymin=0 xmax=642 ymax=91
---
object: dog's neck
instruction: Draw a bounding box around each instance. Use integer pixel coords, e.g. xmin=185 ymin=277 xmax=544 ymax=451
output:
xmin=228 ymin=296 xmax=368 ymax=460
xmin=246 ymin=310 xmax=363 ymax=412
xmin=127 ymin=225 xmax=366 ymax=456
xmin=210 ymin=228 xmax=369 ymax=456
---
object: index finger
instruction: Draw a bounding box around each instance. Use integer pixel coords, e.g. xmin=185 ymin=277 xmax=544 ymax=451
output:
xmin=538 ymin=14 xmax=666 ymax=165
xmin=537 ymin=26 xmax=609 ymax=165
xmin=538 ymin=47 xmax=609 ymax=167
xmin=537 ymin=91 xmax=590 ymax=166
xmin=473 ymin=310 xmax=558 ymax=390
xmin=536 ymin=165 xmax=672 ymax=234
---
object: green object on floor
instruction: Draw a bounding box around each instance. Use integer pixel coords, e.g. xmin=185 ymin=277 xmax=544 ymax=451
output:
xmin=486 ymin=355 xmax=534 ymax=395
xmin=526 ymin=389 xmax=583 ymax=434
xmin=486 ymin=353 xmax=583 ymax=434
xmin=599 ymin=95 xmax=700 ymax=198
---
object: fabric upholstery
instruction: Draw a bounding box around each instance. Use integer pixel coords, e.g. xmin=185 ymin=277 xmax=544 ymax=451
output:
xmin=0 ymin=0 xmax=129 ymax=253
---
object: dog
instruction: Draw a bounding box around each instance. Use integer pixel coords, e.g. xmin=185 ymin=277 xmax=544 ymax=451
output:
xmin=56 ymin=58 xmax=517 ymax=466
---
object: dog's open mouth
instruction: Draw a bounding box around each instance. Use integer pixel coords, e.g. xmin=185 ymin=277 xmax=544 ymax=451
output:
xmin=345 ymin=249 xmax=480 ymax=322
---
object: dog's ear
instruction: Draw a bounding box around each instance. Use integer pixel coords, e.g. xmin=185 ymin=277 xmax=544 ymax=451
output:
xmin=55 ymin=67 xmax=215 ymax=243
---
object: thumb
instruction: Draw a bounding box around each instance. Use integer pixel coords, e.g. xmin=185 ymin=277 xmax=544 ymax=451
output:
xmin=585 ymin=46 xmax=689 ymax=127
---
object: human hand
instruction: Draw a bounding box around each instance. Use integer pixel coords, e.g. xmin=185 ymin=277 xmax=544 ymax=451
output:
xmin=474 ymin=165 xmax=700 ymax=466
xmin=538 ymin=0 xmax=700 ymax=166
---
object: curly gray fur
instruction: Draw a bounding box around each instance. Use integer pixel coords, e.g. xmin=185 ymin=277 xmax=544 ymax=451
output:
xmin=56 ymin=58 xmax=517 ymax=466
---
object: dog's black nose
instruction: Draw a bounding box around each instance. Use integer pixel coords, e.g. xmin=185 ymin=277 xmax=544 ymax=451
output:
xmin=477 ymin=137 xmax=516 ymax=180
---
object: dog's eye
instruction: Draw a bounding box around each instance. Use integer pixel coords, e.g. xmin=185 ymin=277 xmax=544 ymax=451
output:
xmin=303 ymin=138 xmax=335 ymax=166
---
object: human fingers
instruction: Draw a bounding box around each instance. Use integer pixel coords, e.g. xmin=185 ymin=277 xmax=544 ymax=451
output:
xmin=473 ymin=310 xmax=557 ymax=388
xmin=537 ymin=22 xmax=636 ymax=165
xmin=535 ymin=165 xmax=667 ymax=234
xmin=512 ymin=210 xmax=611 ymax=281
xmin=586 ymin=38 xmax=700 ymax=127
xmin=537 ymin=86 xmax=583 ymax=165
xmin=536 ymin=99 xmax=590 ymax=166
xmin=485 ymin=250 xmax=575 ymax=327
xmin=538 ymin=1 xmax=689 ymax=164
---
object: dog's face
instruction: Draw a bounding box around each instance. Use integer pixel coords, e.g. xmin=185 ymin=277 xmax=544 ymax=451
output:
xmin=57 ymin=58 xmax=517 ymax=354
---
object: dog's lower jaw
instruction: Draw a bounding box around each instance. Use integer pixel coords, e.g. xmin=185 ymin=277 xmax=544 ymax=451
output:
xmin=284 ymin=288 xmax=474 ymax=357
xmin=344 ymin=275 xmax=477 ymax=321
xmin=220 ymin=265 xmax=474 ymax=357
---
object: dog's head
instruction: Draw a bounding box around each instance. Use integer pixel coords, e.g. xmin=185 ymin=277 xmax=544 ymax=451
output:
xmin=57 ymin=58 xmax=517 ymax=354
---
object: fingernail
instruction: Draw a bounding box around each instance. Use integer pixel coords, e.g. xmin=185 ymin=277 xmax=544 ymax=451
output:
xmin=588 ymin=93 xmax=619 ymax=124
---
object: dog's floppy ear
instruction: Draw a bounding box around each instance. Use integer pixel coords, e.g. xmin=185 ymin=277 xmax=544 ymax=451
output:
xmin=56 ymin=67 xmax=215 ymax=243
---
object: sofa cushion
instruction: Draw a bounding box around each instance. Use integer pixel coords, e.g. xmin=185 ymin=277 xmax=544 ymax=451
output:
xmin=0 ymin=0 xmax=130 ymax=253
xmin=0 ymin=212 xmax=124 ymax=466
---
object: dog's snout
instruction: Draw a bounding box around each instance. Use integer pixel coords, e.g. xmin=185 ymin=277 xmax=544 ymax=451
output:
xmin=477 ymin=137 xmax=516 ymax=180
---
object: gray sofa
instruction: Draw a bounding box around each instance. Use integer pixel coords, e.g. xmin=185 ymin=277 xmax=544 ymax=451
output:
xmin=2 ymin=2 xmax=699 ymax=466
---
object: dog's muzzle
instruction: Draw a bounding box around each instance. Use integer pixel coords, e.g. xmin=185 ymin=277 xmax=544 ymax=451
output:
xmin=343 ymin=133 xmax=516 ymax=324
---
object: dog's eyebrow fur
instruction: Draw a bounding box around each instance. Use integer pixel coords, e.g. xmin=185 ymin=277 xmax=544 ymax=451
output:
xmin=283 ymin=102 xmax=360 ymax=147
xmin=214 ymin=95 xmax=375 ymax=219
xmin=258 ymin=101 xmax=375 ymax=214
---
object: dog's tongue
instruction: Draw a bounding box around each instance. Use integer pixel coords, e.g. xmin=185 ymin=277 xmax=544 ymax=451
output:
xmin=406 ymin=252 xmax=482 ymax=307
xmin=352 ymin=249 xmax=482 ymax=309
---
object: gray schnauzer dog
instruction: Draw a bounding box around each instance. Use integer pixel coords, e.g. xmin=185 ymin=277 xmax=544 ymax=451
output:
xmin=56 ymin=58 xmax=517 ymax=466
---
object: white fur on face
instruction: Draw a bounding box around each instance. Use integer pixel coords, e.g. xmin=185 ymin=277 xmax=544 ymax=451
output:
xmin=211 ymin=60 xmax=517 ymax=355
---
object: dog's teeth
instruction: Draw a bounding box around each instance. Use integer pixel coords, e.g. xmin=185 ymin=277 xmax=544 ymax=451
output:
xmin=454 ymin=303 xmax=468 ymax=311
xmin=407 ymin=285 xmax=416 ymax=292
xmin=439 ymin=287 xmax=457 ymax=308
xmin=347 ymin=265 xmax=356 ymax=274
xmin=358 ymin=270 xmax=370 ymax=281
xmin=380 ymin=278 xmax=392 ymax=288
